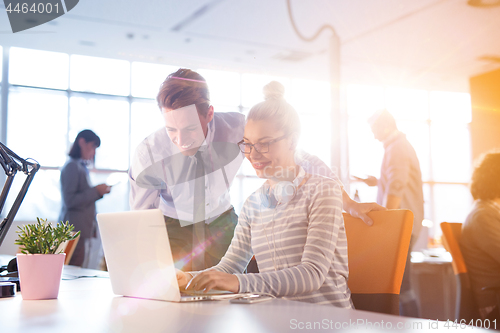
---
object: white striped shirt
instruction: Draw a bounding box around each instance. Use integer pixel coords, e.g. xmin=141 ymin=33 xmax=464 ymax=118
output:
xmin=209 ymin=174 xmax=353 ymax=308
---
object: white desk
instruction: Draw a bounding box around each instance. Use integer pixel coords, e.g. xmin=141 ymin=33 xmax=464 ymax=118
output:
xmin=0 ymin=266 xmax=489 ymax=333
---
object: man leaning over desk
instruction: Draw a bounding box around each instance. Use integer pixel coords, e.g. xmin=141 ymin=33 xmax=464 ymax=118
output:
xmin=128 ymin=68 xmax=385 ymax=271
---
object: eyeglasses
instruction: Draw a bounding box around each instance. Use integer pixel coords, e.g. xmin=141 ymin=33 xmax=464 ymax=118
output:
xmin=237 ymin=135 xmax=288 ymax=154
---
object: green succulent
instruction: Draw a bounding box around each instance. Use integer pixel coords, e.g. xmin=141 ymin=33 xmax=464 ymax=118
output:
xmin=15 ymin=218 xmax=80 ymax=255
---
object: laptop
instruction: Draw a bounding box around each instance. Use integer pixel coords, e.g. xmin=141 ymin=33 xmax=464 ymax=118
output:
xmin=96 ymin=209 xmax=245 ymax=302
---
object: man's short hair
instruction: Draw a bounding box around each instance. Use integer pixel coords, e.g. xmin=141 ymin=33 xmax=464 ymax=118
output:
xmin=156 ymin=68 xmax=210 ymax=117
xmin=368 ymin=109 xmax=397 ymax=130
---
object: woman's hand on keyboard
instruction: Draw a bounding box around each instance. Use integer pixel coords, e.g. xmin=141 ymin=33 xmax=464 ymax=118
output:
xmin=185 ymin=270 xmax=239 ymax=293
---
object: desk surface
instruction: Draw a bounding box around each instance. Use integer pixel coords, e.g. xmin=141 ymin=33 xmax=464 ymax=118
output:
xmin=411 ymin=250 xmax=453 ymax=264
xmin=0 ymin=266 xmax=487 ymax=333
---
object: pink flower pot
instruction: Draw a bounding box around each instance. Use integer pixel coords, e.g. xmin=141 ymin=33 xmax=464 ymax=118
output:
xmin=16 ymin=253 xmax=66 ymax=300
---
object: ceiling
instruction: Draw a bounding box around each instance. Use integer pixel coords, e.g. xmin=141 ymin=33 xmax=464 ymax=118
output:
xmin=1 ymin=0 xmax=500 ymax=92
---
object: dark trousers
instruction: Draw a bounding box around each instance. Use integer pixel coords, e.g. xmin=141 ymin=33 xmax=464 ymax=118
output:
xmin=164 ymin=208 xmax=238 ymax=271
xmin=400 ymin=235 xmax=420 ymax=317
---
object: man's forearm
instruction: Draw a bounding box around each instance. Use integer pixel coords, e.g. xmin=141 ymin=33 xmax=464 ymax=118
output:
xmin=341 ymin=188 xmax=387 ymax=226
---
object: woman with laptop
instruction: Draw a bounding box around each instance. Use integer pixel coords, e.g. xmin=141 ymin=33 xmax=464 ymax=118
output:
xmin=177 ymin=81 xmax=353 ymax=308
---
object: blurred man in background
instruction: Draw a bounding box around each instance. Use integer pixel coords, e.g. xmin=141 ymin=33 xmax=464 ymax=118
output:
xmin=359 ymin=109 xmax=424 ymax=317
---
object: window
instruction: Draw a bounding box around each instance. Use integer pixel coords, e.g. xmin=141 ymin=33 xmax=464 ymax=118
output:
xmin=9 ymin=47 xmax=69 ymax=90
xmin=433 ymin=184 xmax=472 ymax=225
xmin=398 ymin=121 xmax=431 ymax=181
xmin=348 ymin=119 xmax=383 ymax=181
xmin=197 ymin=69 xmax=241 ymax=111
xmin=0 ymin=45 xmax=2 ymax=81
xmin=430 ymin=91 xmax=471 ymax=123
xmin=430 ymin=91 xmax=472 ymax=183
xmin=430 ymin=124 xmax=471 ymax=183
xmin=384 ymin=87 xmax=429 ymax=121
xmin=69 ymin=95 xmax=130 ymax=170
xmin=297 ymin=113 xmax=331 ymax=165
xmin=4 ymin=169 xmax=62 ymax=221
xmin=291 ymin=79 xmax=331 ymax=165
xmin=131 ymin=62 xmax=177 ymax=99
xmin=241 ymin=73 xmax=291 ymax=108
xmin=91 ymin=172 xmax=130 ymax=215
xmin=7 ymin=87 xmax=68 ymax=167
xmin=70 ymin=55 xmax=130 ymax=96
xmin=130 ymin=100 xmax=164 ymax=159
xmin=347 ymin=84 xmax=385 ymax=119
xmin=3 ymin=50 xmax=133 ymax=223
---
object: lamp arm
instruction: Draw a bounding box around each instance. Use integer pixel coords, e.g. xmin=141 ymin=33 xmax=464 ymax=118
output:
xmin=0 ymin=141 xmax=40 ymax=248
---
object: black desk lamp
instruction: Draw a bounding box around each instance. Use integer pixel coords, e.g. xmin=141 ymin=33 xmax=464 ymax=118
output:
xmin=0 ymin=141 xmax=40 ymax=297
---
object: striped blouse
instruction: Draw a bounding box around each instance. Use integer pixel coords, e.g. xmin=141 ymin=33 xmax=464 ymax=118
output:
xmin=209 ymin=171 xmax=353 ymax=308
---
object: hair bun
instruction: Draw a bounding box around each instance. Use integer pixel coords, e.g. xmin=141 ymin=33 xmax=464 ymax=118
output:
xmin=263 ymin=81 xmax=285 ymax=101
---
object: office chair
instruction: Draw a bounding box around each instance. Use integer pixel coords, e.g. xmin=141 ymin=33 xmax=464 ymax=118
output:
xmin=62 ymin=232 xmax=80 ymax=265
xmin=440 ymin=222 xmax=480 ymax=321
xmin=344 ymin=209 xmax=413 ymax=315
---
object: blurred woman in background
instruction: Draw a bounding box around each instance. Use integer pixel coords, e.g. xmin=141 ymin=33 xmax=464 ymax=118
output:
xmin=59 ymin=129 xmax=110 ymax=268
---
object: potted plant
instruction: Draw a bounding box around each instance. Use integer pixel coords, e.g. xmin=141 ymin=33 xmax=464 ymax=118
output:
xmin=15 ymin=218 xmax=80 ymax=300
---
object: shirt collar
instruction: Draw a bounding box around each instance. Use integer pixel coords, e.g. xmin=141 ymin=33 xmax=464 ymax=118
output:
xmin=205 ymin=117 xmax=215 ymax=145
xmin=198 ymin=117 xmax=214 ymax=150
